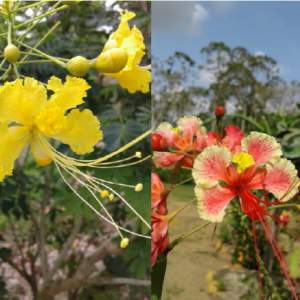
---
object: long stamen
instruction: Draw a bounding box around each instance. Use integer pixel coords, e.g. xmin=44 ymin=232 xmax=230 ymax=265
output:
xmin=56 ymin=162 xmax=150 ymax=239
xmin=36 ymin=130 xmax=151 ymax=236
xmin=260 ymin=214 xmax=299 ymax=299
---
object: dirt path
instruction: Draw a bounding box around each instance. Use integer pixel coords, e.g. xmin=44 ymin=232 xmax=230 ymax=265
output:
xmin=161 ymin=188 xmax=237 ymax=300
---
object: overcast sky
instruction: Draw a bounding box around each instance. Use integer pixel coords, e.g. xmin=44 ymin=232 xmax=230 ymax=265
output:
xmin=152 ymin=1 xmax=300 ymax=87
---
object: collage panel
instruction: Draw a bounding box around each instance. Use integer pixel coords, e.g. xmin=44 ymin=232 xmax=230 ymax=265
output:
xmin=152 ymin=2 xmax=300 ymax=300
xmin=0 ymin=1 xmax=151 ymax=300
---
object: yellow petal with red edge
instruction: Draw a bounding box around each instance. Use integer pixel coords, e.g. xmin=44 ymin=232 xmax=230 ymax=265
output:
xmin=50 ymin=109 xmax=103 ymax=155
xmin=30 ymin=133 xmax=52 ymax=166
xmin=0 ymin=124 xmax=30 ymax=181
xmin=46 ymin=76 xmax=90 ymax=112
xmin=0 ymin=78 xmax=47 ymax=128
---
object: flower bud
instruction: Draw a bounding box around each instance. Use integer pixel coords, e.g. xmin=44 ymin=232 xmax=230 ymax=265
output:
xmin=103 ymin=39 xmax=117 ymax=52
xmin=151 ymin=134 xmax=168 ymax=151
xmin=4 ymin=44 xmax=20 ymax=63
xmin=89 ymin=48 xmax=128 ymax=73
xmin=109 ymin=194 xmax=114 ymax=201
xmin=215 ymin=106 xmax=225 ymax=119
xmin=63 ymin=1 xmax=77 ymax=6
xmin=136 ymin=152 xmax=142 ymax=158
xmin=67 ymin=56 xmax=89 ymax=77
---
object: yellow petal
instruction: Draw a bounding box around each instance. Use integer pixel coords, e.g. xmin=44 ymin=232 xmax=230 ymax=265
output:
xmin=51 ymin=109 xmax=103 ymax=155
xmin=46 ymin=76 xmax=90 ymax=112
xmin=0 ymin=78 xmax=47 ymax=128
xmin=35 ymin=106 xmax=66 ymax=137
xmin=105 ymin=63 xmax=151 ymax=93
xmin=111 ymin=10 xmax=136 ymax=46
xmin=0 ymin=124 xmax=30 ymax=181
xmin=30 ymin=132 xmax=52 ymax=167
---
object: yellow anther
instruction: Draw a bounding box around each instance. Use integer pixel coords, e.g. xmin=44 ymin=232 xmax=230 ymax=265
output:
xmin=135 ymin=183 xmax=143 ymax=192
xmin=120 ymin=238 xmax=129 ymax=248
xmin=172 ymin=127 xmax=180 ymax=135
xmin=72 ymin=242 xmax=77 ymax=248
xmin=101 ymin=190 xmax=109 ymax=198
xmin=232 ymin=152 xmax=255 ymax=174
xmin=136 ymin=152 xmax=142 ymax=158
xmin=109 ymin=194 xmax=114 ymax=201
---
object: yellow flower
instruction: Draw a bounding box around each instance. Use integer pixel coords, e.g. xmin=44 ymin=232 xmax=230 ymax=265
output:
xmin=0 ymin=75 xmax=102 ymax=177
xmin=0 ymin=76 xmax=151 ymax=243
xmin=90 ymin=10 xmax=151 ymax=94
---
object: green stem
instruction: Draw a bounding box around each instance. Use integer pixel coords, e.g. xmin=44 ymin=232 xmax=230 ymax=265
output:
xmin=16 ymin=60 xmax=54 ymax=65
xmin=168 ymin=210 xmax=233 ymax=251
xmin=169 ymin=149 xmax=195 ymax=159
xmin=216 ymin=119 xmax=220 ymax=146
xmin=13 ymin=63 xmax=20 ymax=79
xmin=151 ymin=252 xmax=168 ymax=300
xmin=166 ymin=198 xmax=197 ymax=223
xmin=7 ymin=19 xmax=12 ymax=45
xmin=16 ymin=40 xmax=66 ymax=68
xmin=14 ymin=5 xmax=67 ymax=30
xmin=268 ymin=204 xmax=297 ymax=210
xmin=10 ymin=0 xmax=53 ymax=13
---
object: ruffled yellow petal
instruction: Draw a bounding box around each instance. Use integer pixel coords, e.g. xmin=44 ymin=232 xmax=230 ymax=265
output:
xmin=111 ymin=10 xmax=136 ymax=47
xmin=0 ymin=124 xmax=30 ymax=181
xmin=0 ymin=78 xmax=47 ymax=128
xmin=30 ymin=132 xmax=52 ymax=166
xmin=105 ymin=64 xmax=151 ymax=94
xmin=103 ymin=11 xmax=150 ymax=93
xmin=46 ymin=76 xmax=90 ymax=112
xmin=51 ymin=109 xmax=103 ymax=155
xmin=35 ymin=106 xmax=66 ymax=136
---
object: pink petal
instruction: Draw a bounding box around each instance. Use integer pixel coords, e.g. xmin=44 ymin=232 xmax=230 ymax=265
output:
xmin=154 ymin=122 xmax=174 ymax=146
xmin=171 ymin=133 xmax=186 ymax=150
xmin=245 ymin=168 xmax=267 ymax=190
xmin=242 ymin=132 xmax=282 ymax=169
xmin=207 ymin=132 xmax=221 ymax=147
xmin=222 ymin=125 xmax=245 ymax=152
xmin=191 ymin=135 xmax=207 ymax=151
xmin=177 ymin=116 xmax=203 ymax=145
xmin=152 ymin=152 xmax=184 ymax=169
xmin=192 ymin=145 xmax=233 ymax=189
xmin=263 ymin=158 xmax=300 ymax=202
xmin=151 ymin=173 xmax=164 ymax=190
xmin=195 ymin=185 xmax=238 ymax=222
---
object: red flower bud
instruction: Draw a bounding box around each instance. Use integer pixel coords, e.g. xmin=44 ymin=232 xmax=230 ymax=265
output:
xmin=183 ymin=156 xmax=194 ymax=168
xmin=151 ymin=134 xmax=168 ymax=151
xmin=215 ymin=106 xmax=225 ymax=119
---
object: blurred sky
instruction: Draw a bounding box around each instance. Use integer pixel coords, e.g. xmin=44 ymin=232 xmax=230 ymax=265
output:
xmin=152 ymin=1 xmax=300 ymax=87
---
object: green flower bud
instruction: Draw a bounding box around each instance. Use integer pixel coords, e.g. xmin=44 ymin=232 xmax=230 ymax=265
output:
xmin=4 ymin=44 xmax=20 ymax=63
xmin=89 ymin=49 xmax=128 ymax=73
xmin=63 ymin=1 xmax=77 ymax=6
xmin=67 ymin=56 xmax=89 ymax=77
